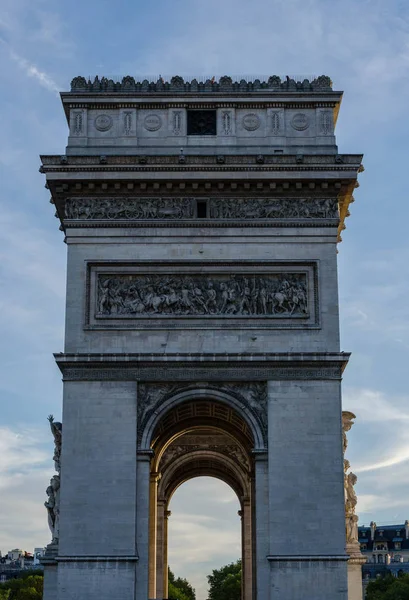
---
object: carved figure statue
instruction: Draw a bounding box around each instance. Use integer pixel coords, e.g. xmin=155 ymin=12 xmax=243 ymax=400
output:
xmin=346 ymin=513 xmax=359 ymax=544
xmin=345 ymin=471 xmax=358 ymax=516
xmin=96 ymin=273 xmax=308 ymax=318
xmin=342 ymin=411 xmax=356 ymax=455
xmin=44 ymin=475 xmax=60 ymax=543
xmin=48 ymin=414 xmax=62 ymax=473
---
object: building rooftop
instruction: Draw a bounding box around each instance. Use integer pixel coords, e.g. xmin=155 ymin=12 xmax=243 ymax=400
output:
xmin=69 ymin=74 xmax=334 ymax=94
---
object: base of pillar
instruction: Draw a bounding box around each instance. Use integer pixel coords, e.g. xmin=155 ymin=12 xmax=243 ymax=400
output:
xmin=41 ymin=546 xmax=58 ymax=600
xmin=346 ymin=546 xmax=366 ymax=600
xmin=267 ymin=556 xmax=349 ymax=599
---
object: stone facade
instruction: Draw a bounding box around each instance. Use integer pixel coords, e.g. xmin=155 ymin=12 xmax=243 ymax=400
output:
xmin=40 ymin=75 xmax=362 ymax=600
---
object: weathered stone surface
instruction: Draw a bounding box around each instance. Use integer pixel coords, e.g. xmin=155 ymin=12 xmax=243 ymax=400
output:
xmin=41 ymin=74 xmax=362 ymax=600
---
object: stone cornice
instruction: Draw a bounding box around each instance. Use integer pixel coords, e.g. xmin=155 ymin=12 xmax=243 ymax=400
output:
xmin=54 ymin=351 xmax=350 ymax=381
xmin=41 ymin=153 xmax=363 ymax=169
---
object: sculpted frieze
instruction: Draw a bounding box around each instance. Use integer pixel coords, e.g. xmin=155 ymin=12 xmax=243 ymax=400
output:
xmin=160 ymin=443 xmax=250 ymax=472
xmin=209 ymin=197 xmax=337 ymax=219
xmin=66 ymin=197 xmax=194 ymax=220
xmin=96 ymin=273 xmax=308 ymax=318
xmin=65 ymin=197 xmax=338 ymax=221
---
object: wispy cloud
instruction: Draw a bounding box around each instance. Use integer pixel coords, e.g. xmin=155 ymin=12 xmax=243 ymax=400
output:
xmin=8 ymin=48 xmax=60 ymax=94
xmin=0 ymin=34 xmax=60 ymax=94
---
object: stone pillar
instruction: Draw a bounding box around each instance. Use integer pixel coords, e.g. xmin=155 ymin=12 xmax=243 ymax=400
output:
xmin=241 ymin=498 xmax=252 ymax=600
xmin=267 ymin=380 xmax=348 ymax=599
xmin=164 ymin=510 xmax=171 ymax=599
xmin=148 ymin=472 xmax=159 ymax=599
xmin=238 ymin=509 xmax=244 ymax=600
xmin=347 ymin=551 xmax=366 ymax=600
xmin=136 ymin=451 xmax=152 ymax=600
xmin=155 ymin=500 xmax=166 ymax=600
xmin=254 ymin=451 xmax=269 ymax=600
xmin=41 ymin=557 xmax=58 ymax=600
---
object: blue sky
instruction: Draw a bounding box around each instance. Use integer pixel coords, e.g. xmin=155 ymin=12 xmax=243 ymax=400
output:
xmin=1 ymin=0 xmax=409 ymax=597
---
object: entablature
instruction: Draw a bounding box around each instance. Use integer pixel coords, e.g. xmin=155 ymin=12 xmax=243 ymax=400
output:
xmin=41 ymin=153 xmax=362 ymax=241
xmin=54 ymin=351 xmax=350 ymax=381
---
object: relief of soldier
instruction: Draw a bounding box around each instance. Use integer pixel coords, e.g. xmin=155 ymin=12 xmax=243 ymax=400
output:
xmin=66 ymin=197 xmax=337 ymax=220
xmin=96 ymin=273 xmax=308 ymax=317
xmin=209 ymin=197 xmax=337 ymax=219
xmin=66 ymin=197 xmax=194 ymax=220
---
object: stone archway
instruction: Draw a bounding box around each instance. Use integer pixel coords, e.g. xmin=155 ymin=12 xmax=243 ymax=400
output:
xmin=145 ymin=393 xmax=258 ymax=600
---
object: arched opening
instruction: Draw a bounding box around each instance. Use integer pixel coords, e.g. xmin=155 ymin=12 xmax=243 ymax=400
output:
xmin=168 ymin=477 xmax=241 ymax=600
xmin=146 ymin=397 xmax=255 ymax=600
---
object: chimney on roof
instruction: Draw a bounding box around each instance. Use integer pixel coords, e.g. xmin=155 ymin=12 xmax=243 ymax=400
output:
xmin=370 ymin=521 xmax=376 ymax=541
xmin=405 ymin=520 xmax=409 ymax=539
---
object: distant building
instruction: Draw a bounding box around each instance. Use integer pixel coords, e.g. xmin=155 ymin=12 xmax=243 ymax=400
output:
xmin=359 ymin=521 xmax=409 ymax=564
xmin=358 ymin=521 xmax=409 ymax=596
xmin=0 ymin=548 xmax=44 ymax=582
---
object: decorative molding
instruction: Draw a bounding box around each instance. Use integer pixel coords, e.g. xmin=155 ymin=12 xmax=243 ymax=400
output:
xmin=57 ymin=364 xmax=344 ymax=382
xmin=123 ymin=111 xmax=132 ymax=136
xmin=72 ymin=111 xmax=84 ymax=136
xmin=136 ymin=381 xmax=268 ymax=447
xmin=95 ymin=272 xmax=308 ymax=318
xmin=69 ymin=75 xmax=333 ymax=93
xmin=271 ymin=111 xmax=281 ymax=135
xmin=172 ymin=110 xmax=182 ymax=135
xmin=161 ymin=442 xmax=250 ymax=472
xmin=221 ymin=110 xmax=232 ymax=135
xmin=144 ymin=114 xmax=162 ymax=131
xmin=94 ymin=114 xmax=113 ymax=132
xmin=64 ymin=197 xmax=338 ymax=222
xmin=319 ymin=110 xmax=333 ymax=135
xmin=242 ymin=113 xmax=261 ymax=131
xmin=291 ymin=113 xmax=309 ymax=131
xmin=41 ymin=153 xmax=363 ymax=168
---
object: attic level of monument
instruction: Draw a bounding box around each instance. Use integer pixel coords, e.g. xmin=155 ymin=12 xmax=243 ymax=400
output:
xmin=60 ymin=74 xmax=344 ymax=161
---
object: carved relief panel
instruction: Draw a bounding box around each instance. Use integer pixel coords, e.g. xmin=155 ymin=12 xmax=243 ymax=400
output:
xmin=137 ymin=109 xmax=167 ymax=137
xmin=85 ymin=261 xmax=319 ymax=329
xmin=169 ymin=109 xmax=186 ymax=136
xmin=286 ymin=109 xmax=316 ymax=137
xmin=267 ymin=108 xmax=285 ymax=137
xmin=88 ymin=109 xmax=117 ymax=138
xmin=236 ymin=109 xmax=266 ymax=136
xmin=65 ymin=197 xmax=338 ymax=222
xmin=69 ymin=109 xmax=87 ymax=137
xmin=217 ymin=108 xmax=235 ymax=136
xmin=119 ymin=108 xmax=137 ymax=137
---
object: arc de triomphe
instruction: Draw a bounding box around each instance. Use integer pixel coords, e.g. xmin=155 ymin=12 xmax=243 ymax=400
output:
xmin=40 ymin=74 xmax=362 ymax=600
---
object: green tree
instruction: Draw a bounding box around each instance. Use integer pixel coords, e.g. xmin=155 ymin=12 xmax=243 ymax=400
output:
xmin=366 ymin=572 xmax=409 ymax=600
xmin=168 ymin=567 xmax=196 ymax=600
xmin=207 ymin=559 xmax=241 ymax=600
xmin=0 ymin=574 xmax=43 ymax=600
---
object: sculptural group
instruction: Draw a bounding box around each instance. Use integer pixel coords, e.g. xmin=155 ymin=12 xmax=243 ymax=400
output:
xmin=97 ymin=273 xmax=308 ymax=317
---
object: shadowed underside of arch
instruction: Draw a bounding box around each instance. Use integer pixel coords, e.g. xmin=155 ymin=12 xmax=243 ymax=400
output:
xmin=151 ymin=398 xmax=255 ymax=455
xmin=159 ymin=450 xmax=250 ymax=504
